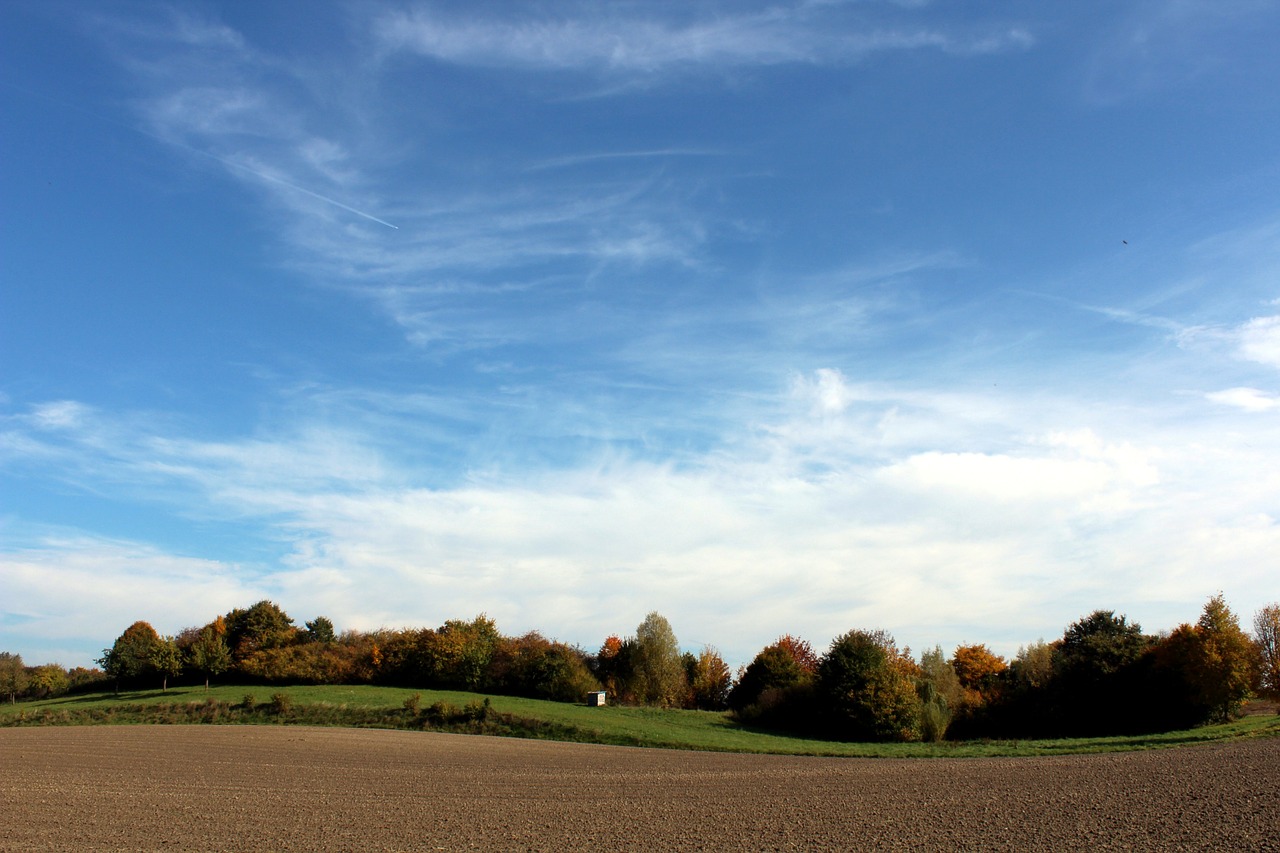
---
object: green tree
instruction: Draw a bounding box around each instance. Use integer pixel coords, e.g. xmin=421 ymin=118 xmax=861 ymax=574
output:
xmin=305 ymin=616 xmax=336 ymax=644
xmin=151 ymin=637 xmax=183 ymax=692
xmin=1056 ymin=610 xmax=1148 ymax=680
xmin=919 ymin=646 xmax=962 ymax=709
xmin=0 ymin=652 xmax=29 ymax=703
xmin=1253 ymin=603 xmax=1280 ymax=700
xmin=817 ymin=630 xmax=922 ymax=742
xmin=528 ymin=643 xmax=602 ymax=703
xmin=917 ymin=646 xmax=961 ymax=741
xmin=188 ymin=627 xmax=232 ymax=690
xmin=99 ymin=621 xmax=165 ymax=690
xmin=1010 ymin=640 xmax=1055 ymax=691
xmin=224 ymin=601 xmax=296 ymax=660
xmin=1050 ymin=610 xmax=1151 ymax=735
xmin=631 ymin=612 xmax=686 ymax=707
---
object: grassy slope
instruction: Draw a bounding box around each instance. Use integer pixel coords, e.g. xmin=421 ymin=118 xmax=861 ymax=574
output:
xmin=3 ymin=683 xmax=1278 ymax=757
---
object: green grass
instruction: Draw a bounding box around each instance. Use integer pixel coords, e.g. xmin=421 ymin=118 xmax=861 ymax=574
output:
xmin=3 ymin=684 xmax=1277 ymax=757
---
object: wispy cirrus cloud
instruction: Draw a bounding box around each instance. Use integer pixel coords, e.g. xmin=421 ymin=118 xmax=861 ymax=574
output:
xmin=1077 ymin=1 xmax=1280 ymax=105
xmin=372 ymin=5 xmax=1033 ymax=73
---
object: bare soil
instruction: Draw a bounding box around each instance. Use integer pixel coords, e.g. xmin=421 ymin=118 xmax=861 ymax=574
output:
xmin=1 ymin=726 xmax=1276 ymax=851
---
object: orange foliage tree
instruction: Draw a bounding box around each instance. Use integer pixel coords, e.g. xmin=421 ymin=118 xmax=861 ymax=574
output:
xmin=950 ymin=644 xmax=1007 ymax=706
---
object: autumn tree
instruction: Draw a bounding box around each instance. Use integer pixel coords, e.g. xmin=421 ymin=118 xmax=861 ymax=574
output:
xmin=67 ymin=666 xmax=107 ymax=692
xmin=99 ymin=621 xmax=165 ymax=691
xmin=631 ymin=612 xmax=687 ymax=707
xmin=431 ymin=615 xmax=502 ymax=690
xmin=487 ymin=632 xmax=601 ymax=702
xmin=27 ymin=664 xmax=70 ymax=699
xmin=950 ymin=643 xmax=1007 ymax=718
xmin=1253 ymin=603 xmax=1280 ymax=699
xmin=0 ymin=652 xmax=29 ymax=703
xmin=729 ymin=635 xmax=818 ymax=713
xmin=686 ymin=646 xmax=733 ymax=710
xmin=593 ymin=635 xmax=636 ymax=703
xmin=1187 ymin=594 xmax=1256 ymax=721
xmin=817 ymin=629 xmax=922 ymax=742
xmin=951 ymin=645 xmax=1006 ymax=694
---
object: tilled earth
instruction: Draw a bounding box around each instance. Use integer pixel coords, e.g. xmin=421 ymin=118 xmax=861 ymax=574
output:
xmin=1 ymin=726 xmax=1276 ymax=851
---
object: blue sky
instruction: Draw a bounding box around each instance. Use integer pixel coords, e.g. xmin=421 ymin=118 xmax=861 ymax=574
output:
xmin=3 ymin=1 xmax=1278 ymax=670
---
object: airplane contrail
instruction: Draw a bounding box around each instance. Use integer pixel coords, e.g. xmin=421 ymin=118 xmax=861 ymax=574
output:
xmin=203 ymin=151 xmax=400 ymax=230
xmin=5 ymin=81 xmax=399 ymax=230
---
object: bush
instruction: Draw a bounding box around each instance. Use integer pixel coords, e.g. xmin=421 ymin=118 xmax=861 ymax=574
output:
xmin=269 ymin=692 xmax=292 ymax=715
xmin=403 ymin=693 xmax=422 ymax=715
xmin=426 ymin=701 xmax=457 ymax=725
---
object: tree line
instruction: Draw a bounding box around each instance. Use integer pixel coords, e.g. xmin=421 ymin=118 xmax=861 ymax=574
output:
xmin=3 ymin=595 xmax=1278 ymax=742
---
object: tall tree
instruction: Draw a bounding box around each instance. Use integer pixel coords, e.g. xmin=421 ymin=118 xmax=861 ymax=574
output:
xmin=631 ymin=612 xmax=686 ymax=707
xmin=1253 ymin=603 xmax=1280 ymax=700
xmin=1188 ymin=594 xmax=1256 ymax=721
xmin=1056 ymin=610 xmax=1149 ymax=681
xmin=919 ymin=646 xmax=962 ymax=708
xmin=917 ymin=646 xmax=961 ymax=742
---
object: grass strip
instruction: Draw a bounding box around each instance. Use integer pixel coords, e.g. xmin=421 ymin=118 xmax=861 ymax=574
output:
xmin=3 ymin=684 xmax=1277 ymax=757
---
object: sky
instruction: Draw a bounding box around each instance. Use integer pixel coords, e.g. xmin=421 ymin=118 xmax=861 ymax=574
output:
xmin=2 ymin=1 xmax=1278 ymax=671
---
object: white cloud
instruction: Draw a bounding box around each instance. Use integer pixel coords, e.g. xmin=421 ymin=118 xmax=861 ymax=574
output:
xmin=1206 ymin=386 xmax=1280 ymax=412
xmin=0 ymin=534 xmax=257 ymax=665
xmin=5 ymin=380 xmax=1276 ymax=669
xmin=1236 ymin=314 xmax=1280 ymax=369
xmin=792 ymin=368 xmax=865 ymax=415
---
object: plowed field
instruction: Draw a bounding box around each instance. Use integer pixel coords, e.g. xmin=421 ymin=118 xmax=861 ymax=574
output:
xmin=2 ymin=726 xmax=1276 ymax=850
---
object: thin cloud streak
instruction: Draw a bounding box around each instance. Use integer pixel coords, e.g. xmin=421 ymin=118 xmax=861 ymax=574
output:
xmin=372 ymin=6 xmax=1033 ymax=73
